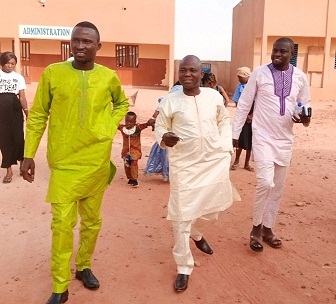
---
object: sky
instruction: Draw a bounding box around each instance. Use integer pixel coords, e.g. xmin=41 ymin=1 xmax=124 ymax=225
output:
xmin=174 ymin=0 xmax=241 ymax=61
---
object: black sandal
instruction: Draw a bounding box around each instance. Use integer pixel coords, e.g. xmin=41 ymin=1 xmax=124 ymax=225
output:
xmin=250 ymin=233 xmax=263 ymax=252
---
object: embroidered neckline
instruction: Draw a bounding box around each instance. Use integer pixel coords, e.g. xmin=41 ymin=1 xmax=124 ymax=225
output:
xmin=268 ymin=63 xmax=294 ymax=116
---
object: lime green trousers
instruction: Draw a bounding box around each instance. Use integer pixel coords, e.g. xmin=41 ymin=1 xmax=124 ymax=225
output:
xmin=50 ymin=192 xmax=103 ymax=293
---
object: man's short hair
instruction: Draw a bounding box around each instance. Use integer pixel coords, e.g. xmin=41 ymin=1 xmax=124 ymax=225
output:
xmin=74 ymin=21 xmax=100 ymax=42
xmin=274 ymin=37 xmax=294 ymax=52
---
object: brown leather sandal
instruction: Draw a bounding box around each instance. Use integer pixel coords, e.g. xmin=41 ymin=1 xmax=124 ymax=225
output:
xmin=262 ymin=234 xmax=282 ymax=248
xmin=250 ymin=233 xmax=263 ymax=252
xmin=244 ymin=165 xmax=254 ymax=172
xmin=230 ymin=163 xmax=239 ymax=170
xmin=3 ymin=175 xmax=12 ymax=183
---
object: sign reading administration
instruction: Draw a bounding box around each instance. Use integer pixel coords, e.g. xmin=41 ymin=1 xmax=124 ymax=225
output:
xmin=19 ymin=25 xmax=73 ymax=40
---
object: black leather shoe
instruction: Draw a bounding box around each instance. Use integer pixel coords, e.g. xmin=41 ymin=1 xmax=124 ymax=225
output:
xmin=75 ymin=268 xmax=100 ymax=290
xmin=174 ymin=274 xmax=189 ymax=292
xmin=45 ymin=290 xmax=69 ymax=304
xmin=193 ymin=237 xmax=213 ymax=255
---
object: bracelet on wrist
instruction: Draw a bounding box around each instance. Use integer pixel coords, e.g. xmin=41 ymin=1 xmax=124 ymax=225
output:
xmin=151 ymin=116 xmax=156 ymax=120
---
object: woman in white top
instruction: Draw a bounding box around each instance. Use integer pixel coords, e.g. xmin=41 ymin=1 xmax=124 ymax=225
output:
xmin=0 ymin=51 xmax=28 ymax=183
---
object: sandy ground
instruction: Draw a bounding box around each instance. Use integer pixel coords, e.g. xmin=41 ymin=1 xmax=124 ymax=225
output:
xmin=1 ymin=83 xmax=335 ymax=304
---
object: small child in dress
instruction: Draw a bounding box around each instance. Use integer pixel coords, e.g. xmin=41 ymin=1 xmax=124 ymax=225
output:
xmin=118 ymin=111 xmax=150 ymax=187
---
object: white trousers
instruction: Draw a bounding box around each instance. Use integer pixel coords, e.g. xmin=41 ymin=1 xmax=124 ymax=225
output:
xmin=171 ymin=212 xmax=218 ymax=275
xmin=253 ymin=161 xmax=288 ymax=228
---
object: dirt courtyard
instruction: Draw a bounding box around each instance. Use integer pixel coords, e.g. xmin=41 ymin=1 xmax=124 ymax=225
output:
xmin=0 ymin=83 xmax=335 ymax=304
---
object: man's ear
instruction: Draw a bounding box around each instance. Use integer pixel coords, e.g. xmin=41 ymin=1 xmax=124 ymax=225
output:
xmin=290 ymin=45 xmax=295 ymax=57
xmin=97 ymin=42 xmax=102 ymax=51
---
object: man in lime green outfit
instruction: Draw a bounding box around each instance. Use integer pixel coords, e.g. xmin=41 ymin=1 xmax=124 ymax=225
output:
xmin=21 ymin=21 xmax=129 ymax=304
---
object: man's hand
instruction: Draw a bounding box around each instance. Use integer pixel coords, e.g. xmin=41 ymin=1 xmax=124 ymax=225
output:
xmin=232 ymin=139 xmax=239 ymax=148
xmin=300 ymin=114 xmax=311 ymax=127
xmin=147 ymin=118 xmax=155 ymax=127
xmin=292 ymin=107 xmax=311 ymax=127
xmin=21 ymin=158 xmax=35 ymax=183
xmin=292 ymin=114 xmax=311 ymax=127
xmin=246 ymin=114 xmax=253 ymax=123
xmin=162 ymin=132 xmax=181 ymax=147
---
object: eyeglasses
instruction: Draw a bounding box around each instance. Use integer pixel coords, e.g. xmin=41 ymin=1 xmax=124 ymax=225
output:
xmin=5 ymin=62 xmax=16 ymax=66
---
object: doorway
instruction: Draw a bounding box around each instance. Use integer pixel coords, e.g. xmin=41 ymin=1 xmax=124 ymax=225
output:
xmin=20 ymin=40 xmax=31 ymax=84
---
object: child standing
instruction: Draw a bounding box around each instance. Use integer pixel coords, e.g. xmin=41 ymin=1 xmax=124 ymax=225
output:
xmin=231 ymin=67 xmax=254 ymax=172
xmin=118 ymin=111 xmax=150 ymax=187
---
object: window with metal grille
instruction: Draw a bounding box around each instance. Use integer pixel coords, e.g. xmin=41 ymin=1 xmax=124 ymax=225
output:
xmin=202 ymin=63 xmax=211 ymax=73
xmin=61 ymin=42 xmax=71 ymax=61
xmin=116 ymin=44 xmax=139 ymax=68
xmin=290 ymin=44 xmax=298 ymax=67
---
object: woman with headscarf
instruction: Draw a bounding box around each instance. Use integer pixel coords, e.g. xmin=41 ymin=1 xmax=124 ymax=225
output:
xmin=232 ymin=67 xmax=252 ymax=107
xmin=231 ymin=66 xmax=254 ymax=171
xmin=0 ymin=51 xmax=28 ymax=183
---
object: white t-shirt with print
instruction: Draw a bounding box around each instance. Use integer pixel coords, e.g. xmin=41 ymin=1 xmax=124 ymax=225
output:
xmin=0 ymin=70 xmax=26 ymax=94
